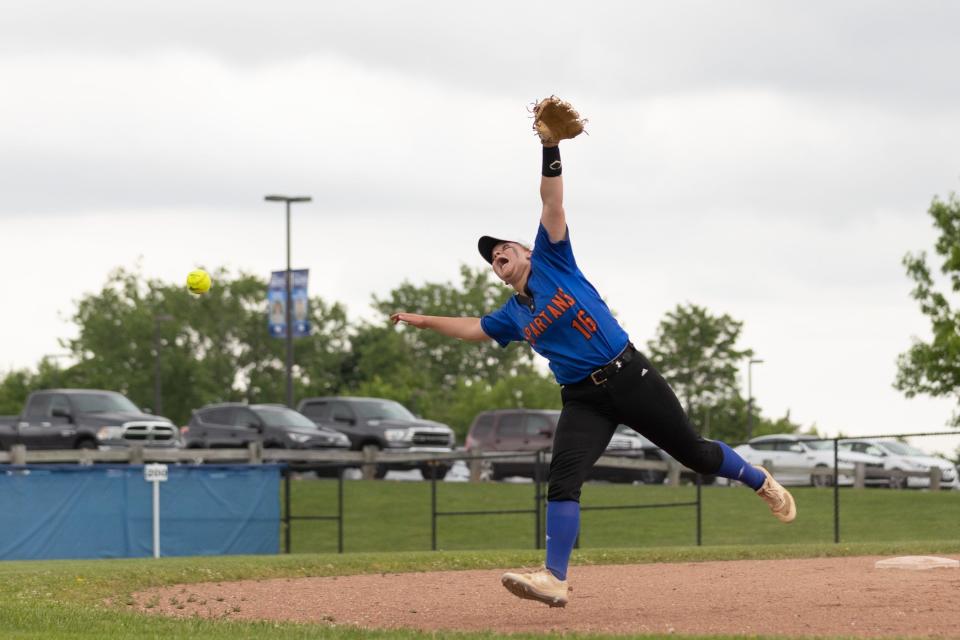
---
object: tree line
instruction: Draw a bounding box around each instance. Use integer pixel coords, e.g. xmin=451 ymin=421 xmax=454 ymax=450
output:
xmin=0 ymin=264 xmax=805 ymax=441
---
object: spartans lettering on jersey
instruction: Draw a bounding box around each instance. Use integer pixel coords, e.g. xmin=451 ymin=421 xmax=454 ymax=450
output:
xmin=522 ymin=287 xmax=598 ymax=345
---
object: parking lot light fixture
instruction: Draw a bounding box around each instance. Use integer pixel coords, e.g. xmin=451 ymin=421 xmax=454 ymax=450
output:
xmin=153 ymin=314 xmax=174 ymax=416
xmin=264 ymin=195 xmax=312 ymax=408
xmin=747 ymin=358 xmax=764 ymax=441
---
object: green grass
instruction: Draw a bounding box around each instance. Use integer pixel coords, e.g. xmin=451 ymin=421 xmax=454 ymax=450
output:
xmin=284 ymin=478 xmax=960 ymax=553
xmin=2 ymin=480 xmax=958 ymax=638
xmin=3 ymin=540 xmax=960 ymax=639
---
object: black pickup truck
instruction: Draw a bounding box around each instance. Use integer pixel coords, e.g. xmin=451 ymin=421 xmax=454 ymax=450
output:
xmin=0 ymin=389 xmax=180 ymax=450
xmin=297 ymin=396 xmax=456 ymax=479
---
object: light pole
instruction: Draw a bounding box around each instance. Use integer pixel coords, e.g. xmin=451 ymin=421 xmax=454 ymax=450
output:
xmin=746 ymin=358 xmax=764 ymax=440
xmin=153 ymin=314 xmax=173 ymax=416
xmin=264 ymin=194 xmax=312 ymax=408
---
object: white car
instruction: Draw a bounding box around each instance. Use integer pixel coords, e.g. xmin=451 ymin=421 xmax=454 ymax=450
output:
xmin=734 ymin=434 xmax=885 ymax=487
xmin=839 ymin=439 xmax=959 ymax=490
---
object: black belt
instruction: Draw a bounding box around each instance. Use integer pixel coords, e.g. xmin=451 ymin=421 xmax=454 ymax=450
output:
xmin=589 ymin=343 xmax=637 ymax=385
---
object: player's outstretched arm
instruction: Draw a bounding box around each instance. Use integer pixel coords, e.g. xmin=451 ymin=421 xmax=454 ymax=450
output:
xmin=540 ymin=143 xmax=566 ymax=243
xmin=390 ymin=313 xmax=488 ymax=342
xmin=531 ymin=96 xmax=583 ymax=243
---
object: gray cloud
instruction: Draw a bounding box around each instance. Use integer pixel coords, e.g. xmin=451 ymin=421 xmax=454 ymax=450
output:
xmin=3 ymin=1 xmax=960 ymax=107
xmin=3 ymin=2 xmax=959 ymax=219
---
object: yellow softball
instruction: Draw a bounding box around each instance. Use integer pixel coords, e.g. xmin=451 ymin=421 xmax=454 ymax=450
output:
xmin=186 ymin=269 xmax=212 ymax=295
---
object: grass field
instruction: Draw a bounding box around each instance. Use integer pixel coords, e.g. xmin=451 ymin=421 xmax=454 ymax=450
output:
xmin=4 ymin=540 xmax=960 ymax=639
xmin=2 ymin=480 xmax=958 ymax=639
xmin=285 ymin=478 xmax=960 ymax=553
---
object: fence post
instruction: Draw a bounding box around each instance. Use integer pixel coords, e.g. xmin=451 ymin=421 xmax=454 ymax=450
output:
xmin=129 ymin=445 xmax=144 ymax=465
xmin=247 ymin=441 xmax=263 ymax=464
xmin=534 ymin=450 xmax=542 ymax=550
xmin=469 ymin=450 xmax=483 ymax=483
xmin=833 ymin=438 xmax=840 ymax=544
xmin=696 ymin=473 xmax=702 ymax=546
xmin=78 ymin=446 xmax=94 ymax=466
xmin=930 ymin=466 xmax=942 ymax=491
xmin=667 ymin=459 xmax=681 ymax=486
xmin=283 ymin=468 xmax=291 ymax=554
xmin=361 ymin=445 xmax=378 ymax=480
xmin=11 ymin=444 xmax=26 ymax=465
xmin=854 ymin=462 xmax=865 ymax=489
xmin=337 ymin=467 xmax=344 ymax=554
xmin=430 ymin=462 xmax=438 ymax=551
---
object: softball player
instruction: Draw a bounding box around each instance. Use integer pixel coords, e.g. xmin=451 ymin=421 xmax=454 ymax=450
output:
xmin=391 ymin=138 xmax=796 ymax=608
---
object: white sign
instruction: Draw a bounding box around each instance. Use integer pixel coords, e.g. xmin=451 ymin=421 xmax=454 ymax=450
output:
xmin=144 ymin=463 xmax=168 ymax=482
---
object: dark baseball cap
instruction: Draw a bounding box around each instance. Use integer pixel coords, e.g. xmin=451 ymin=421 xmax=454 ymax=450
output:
xmin=478 ymin=235 xmax=513 ymax=264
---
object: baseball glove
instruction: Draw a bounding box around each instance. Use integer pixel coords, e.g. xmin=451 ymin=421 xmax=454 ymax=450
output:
xmin=531 ymin=96 xmax=586 ymax=144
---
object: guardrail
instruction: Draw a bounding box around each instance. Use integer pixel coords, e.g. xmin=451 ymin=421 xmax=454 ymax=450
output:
xmin=0 ymin=444 xmax=685 ymax=481
xmin=0 ymin=443 xmax=950 ymax=489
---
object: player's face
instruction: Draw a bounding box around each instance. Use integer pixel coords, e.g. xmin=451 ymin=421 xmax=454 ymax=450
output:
xmin=491 ymin=242 xmax=530 ymax=283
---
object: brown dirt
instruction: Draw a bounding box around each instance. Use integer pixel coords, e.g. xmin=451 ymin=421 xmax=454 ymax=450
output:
xmin=131 ymin=556 xmax=960 ymax=637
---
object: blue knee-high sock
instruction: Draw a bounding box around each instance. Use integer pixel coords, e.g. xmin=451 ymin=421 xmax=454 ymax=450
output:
xmin=715 ymin=441 xmax=765 ymax=490
xmin=545 ymin=500 xmax=579 ymax=581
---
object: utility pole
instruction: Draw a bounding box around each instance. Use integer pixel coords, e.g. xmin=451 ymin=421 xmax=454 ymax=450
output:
xmin=264 ymin=194 xmax=312 ymax=408
xmin=153 ymin=314 xmax=173 ymax=415
xmin=746 ymin=358 xmax=764 ymax=440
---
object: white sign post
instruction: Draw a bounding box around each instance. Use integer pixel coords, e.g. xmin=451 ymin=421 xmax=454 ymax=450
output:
xmin=144 ymin=464 xmax=168 ymax=559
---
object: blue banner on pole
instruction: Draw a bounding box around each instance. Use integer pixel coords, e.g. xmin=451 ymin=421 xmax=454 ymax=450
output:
xmin=268 ymin=269 xmax=310 ymax=338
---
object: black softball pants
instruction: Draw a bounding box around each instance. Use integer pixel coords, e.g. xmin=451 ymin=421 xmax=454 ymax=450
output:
xmin=548 ymin=346 xmax=724 ymax=502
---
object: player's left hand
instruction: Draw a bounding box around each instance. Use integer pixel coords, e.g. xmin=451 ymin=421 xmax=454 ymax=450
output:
xmin=532 ymin=96 xmax=586 ymax=144
xmin=390 ymin=312 xmax=428 ymax=328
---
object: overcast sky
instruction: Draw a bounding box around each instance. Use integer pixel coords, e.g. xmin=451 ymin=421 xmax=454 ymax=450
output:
xmin=2 ymin=1 xmax=960 ymax=452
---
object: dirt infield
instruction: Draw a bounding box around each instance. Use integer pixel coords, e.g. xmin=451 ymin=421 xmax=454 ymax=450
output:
xmin=133 ymin=556 xmax=960 ymax=637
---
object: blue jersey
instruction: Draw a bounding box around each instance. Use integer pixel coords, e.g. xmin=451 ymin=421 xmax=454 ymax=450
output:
xmin=480 ymin=224 xmax=630 ymax=384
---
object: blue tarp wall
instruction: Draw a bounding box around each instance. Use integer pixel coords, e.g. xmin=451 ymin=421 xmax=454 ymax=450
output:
xmin=0 ymin=465 xmax=280 ymax=560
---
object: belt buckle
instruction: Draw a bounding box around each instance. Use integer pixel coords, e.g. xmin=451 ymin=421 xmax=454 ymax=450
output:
xmin=590 ymin=369 xmax=607 ymax=385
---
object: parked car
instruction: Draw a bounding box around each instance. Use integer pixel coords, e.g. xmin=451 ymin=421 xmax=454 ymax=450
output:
xmin=182 ymin=403 xmax=350 ymax=453
xmin=605 ymin=426 xmax=722 ymax=485
xmin=464 ymin=409 xmax=556 ymax=480
xmin=839 ymin=439 xmax=960 ymax=489
xmin=734 ymin=434 xmax=885 ymax=487
xmin=464 ymin=410 xmax=668 ymax=483
xmin=0 ymin=389 xmax=180 ymax=451
xmin=297 ymin=396 xmax=456 ymax=479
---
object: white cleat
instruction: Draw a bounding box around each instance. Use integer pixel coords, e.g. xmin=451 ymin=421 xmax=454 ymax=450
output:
xmin=501 ymin=566 xmax=570 ymax=607
xmin=756 ymin=466 xmax=797 ymax=523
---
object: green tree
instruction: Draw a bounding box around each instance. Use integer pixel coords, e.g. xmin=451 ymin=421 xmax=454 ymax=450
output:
xmin=60 ymin=266 xmax=350 ymax=425
xmin=645 ymin=303 xmax=754 ymax=438
xmin=896 ymin=191 xmax=960 ymax=426
xmin=370 ymin=266 xmax=539 ymax=385
xmin=0 ymin=357 xmax=72 ymax=415
xmin=357 ymin=266 xmax=560 ymax=436
xmin=691 ymin=395 xmax=806 ymax=444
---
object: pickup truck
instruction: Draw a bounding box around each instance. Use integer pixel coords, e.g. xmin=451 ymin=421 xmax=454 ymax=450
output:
xmin=0 ymin=389 xmax=180 ymax=451
xmin=297 ymin=396 xmax=456 ymax=479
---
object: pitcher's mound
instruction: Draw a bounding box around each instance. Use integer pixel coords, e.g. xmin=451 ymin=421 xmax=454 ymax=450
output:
xmin=132 ymin=555 xmax=960 ymax=637
xmin=875 ymin=555 xmax=960 ymax=570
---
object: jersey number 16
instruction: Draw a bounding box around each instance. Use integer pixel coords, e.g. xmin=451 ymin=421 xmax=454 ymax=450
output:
xmin=571 ymin=309 xmax=597 ymax=340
